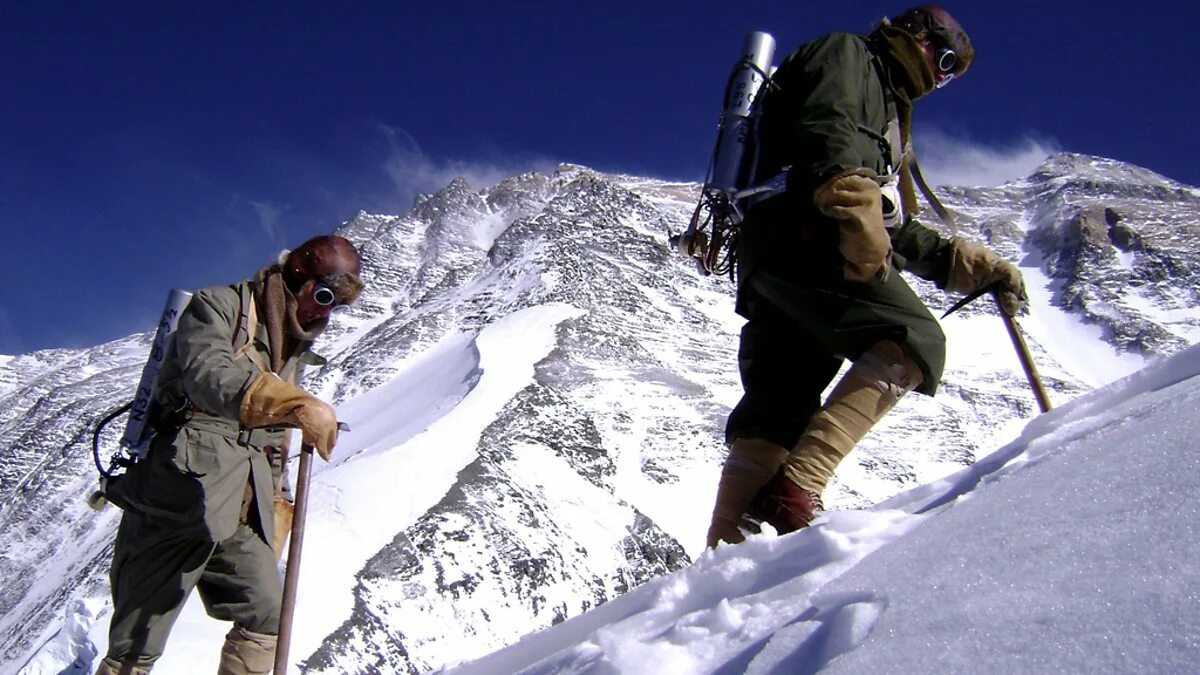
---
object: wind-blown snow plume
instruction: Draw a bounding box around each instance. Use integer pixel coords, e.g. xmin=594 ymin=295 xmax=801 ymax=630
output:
xmin=915 ymin=129 xmax=1057 ymax=187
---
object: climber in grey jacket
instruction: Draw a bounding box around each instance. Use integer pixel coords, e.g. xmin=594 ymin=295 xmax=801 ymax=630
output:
xmin=97 ymin=235 xmax=364 ymax=675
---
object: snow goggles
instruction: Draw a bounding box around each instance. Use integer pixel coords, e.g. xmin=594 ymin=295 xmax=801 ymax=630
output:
xmin=310 ymin=271 xmax=364 ymax=308
xmin=936 ymin=47 xmax=956 ymax=73
xmin=312 ymin=282 xmax=338 ymax=307
xmin=934 ymin=47 xmax=957 ymax=88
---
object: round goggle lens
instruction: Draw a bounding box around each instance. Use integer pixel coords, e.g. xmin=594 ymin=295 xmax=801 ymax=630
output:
xmin=313 ymin=284 xmax=337 ymax=307
xmin=937 ymin=47 xmax=957 ymax=74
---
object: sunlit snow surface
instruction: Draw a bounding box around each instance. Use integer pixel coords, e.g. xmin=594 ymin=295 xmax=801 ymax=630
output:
xmin=440 ymin=343 xmax=1200 ymax=675
xmin=27 ymin=321 xmax=1200 ymax=675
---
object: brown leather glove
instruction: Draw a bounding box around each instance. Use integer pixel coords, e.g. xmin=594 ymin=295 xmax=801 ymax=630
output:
xmin=946 ymin=236 xmax=1028 ymax=316
xmin=239 ymin=372 xmax=339 ymax=460
xmin=814 ymin=171 xmax=892 ymax=282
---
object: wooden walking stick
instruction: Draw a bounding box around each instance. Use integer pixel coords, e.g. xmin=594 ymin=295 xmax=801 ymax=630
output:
xmin=993 ymin=291 xmax=1053 ymax=413
xmin=273 ymin=442 xmax=313 ymax=674
xmin=274 ymin=423 xmax=346 ymax=674
xmin=911 ymin=157 xmax=1051 ymax=413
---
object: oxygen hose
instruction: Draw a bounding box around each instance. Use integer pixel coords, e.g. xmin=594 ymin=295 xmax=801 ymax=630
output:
xmin=92 ymin=401 xmax=132 ymax=477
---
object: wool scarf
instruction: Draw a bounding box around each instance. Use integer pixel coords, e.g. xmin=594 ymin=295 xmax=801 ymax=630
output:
xmin=253 ymin=266 xmax=327 ymax=373
xmin=869 ymin=26 xmax=937 ymax=217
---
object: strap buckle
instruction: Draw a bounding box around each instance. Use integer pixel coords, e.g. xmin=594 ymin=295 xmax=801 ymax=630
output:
xmin=236 ymin=426 xmax=285 ymax=448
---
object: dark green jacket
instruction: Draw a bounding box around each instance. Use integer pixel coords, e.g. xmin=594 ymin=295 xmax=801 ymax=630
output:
xmin=109 ymin=281 xmax=318 ymax=544
xmin=739 ymin=32 xmax=952 ymax=291
xmin=735 ymin=32 xmax=954 ymax=393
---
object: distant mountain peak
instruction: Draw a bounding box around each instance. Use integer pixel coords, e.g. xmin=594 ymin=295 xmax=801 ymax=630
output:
xmin=1033 ymin=151 xmax=1185 ymax=189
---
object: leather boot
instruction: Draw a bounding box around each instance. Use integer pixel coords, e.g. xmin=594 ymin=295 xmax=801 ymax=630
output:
xmin=95 ymin=657 xmax=152 ymax=675
xmin=218 ymin=625 xmax=277 ymax=675
xmin=706 ymin=438 xmax=790 ymax=548
xmin=759 ymin=341 xmax=923 ymax=533
xmin=746 ymin=472 xmax=825 ymax=533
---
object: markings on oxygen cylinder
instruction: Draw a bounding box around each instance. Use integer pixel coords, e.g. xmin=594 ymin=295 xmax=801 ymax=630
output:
xmin=149 ymin=308 xmax=178 ymax=362
xmin=127 ymin=307 xmax=179 ymax=431
xmin=129 ymin=384 xmax=153 ymax=422
xmin=728 ymin=65 xmax=765 ymax=109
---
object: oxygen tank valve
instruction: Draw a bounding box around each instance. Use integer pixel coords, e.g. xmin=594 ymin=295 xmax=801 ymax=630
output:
xmin=86 ymin=485 xmax=109 ymax=511
xmin=671 ymin=230 xmax=709 ymax=259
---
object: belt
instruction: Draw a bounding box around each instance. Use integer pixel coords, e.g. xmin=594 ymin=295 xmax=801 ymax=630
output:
xmin=185 ymin=415 xmax=286 ymax=449
xmin=236 ymin=426 xmax=288 ymax=448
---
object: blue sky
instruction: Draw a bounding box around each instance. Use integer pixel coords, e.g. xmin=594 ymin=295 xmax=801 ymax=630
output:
xmin=2 ymin=1 xmax=1195 ymax=354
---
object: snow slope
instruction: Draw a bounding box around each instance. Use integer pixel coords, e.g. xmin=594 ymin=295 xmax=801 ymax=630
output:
xmin=441 ymin=342 xmax=1200 ymax=674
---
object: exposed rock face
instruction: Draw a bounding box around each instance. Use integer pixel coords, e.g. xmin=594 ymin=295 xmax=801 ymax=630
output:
xmin=2 ymin=152 xmax=1197 ymax=673
xmin=1014 ymin=154 xmax=1200 ymax=355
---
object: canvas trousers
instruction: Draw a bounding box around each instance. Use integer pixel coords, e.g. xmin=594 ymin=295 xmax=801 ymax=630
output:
xmin=105 ymin=512 xmax=282 ymax=667
xmin=726 ymin=268 xmax=944 ymax=449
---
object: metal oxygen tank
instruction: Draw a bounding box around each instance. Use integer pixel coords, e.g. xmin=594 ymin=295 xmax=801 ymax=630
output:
xmin=708 ymin=31 xmax=777 ymax=195
xmin=118 ymin=288 xmax=193 ymax=459
xmin=673 ymin=30 xmax=777 ymax=275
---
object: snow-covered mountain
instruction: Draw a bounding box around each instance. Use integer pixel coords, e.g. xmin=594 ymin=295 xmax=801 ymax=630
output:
xmin=4 ymin=153 xmax=1199 ymax=673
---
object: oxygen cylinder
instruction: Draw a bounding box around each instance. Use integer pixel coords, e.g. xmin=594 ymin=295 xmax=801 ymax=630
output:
xmin=708 ymin=31 xmax=776 ymax=194
xmin=119 ymin=288 xmax=193 ymax=458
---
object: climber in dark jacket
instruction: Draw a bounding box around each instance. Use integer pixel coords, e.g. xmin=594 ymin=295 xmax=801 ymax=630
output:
xmin=708 ymin=5 xmax=1026 ymax=547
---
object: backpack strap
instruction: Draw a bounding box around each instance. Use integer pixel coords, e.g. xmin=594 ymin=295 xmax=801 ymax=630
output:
xmin=908 ymin=154 xmax=958 ymax=232
xmin=862 ymin=49 xmax=903 ymax=175
xmin=867 ymin=47 xmax=957 ymax=233
xmin=232 ymin=283 xmax=271 ymax=374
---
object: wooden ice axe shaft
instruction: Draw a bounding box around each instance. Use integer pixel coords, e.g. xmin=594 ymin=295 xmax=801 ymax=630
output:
xmin=273 ymin=441 xmax=313 ymax=674
xmin=994 ymin=291 xmax=1052 ymax=413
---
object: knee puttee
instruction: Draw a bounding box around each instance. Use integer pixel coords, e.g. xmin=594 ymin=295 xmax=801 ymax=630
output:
xmin=849 ymin=341 xmax=924 ymax=401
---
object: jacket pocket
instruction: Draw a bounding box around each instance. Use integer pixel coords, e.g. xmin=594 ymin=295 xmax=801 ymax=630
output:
xmin=107 ymin=432 xmax=208 ymax=533
xmin=175 ymin=427 xmax=222 ymax=477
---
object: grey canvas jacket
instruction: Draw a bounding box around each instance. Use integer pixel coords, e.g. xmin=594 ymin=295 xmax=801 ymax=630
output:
xmin=108 ymin=281 xmax=320 ymax=544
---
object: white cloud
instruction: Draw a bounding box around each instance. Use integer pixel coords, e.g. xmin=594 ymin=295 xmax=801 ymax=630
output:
xmin=912 ymin=130 xmax=1058 ymax=188
xmin=376 ymin=124 xmax=558 ymax=209
xmin=250 ymin=200 xmax=286 ymax=241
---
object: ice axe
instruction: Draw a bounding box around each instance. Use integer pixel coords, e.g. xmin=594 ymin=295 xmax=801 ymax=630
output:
xmin=994 ymin=292 xmax=1053 ymax=413
xmin=274 ymin=421 xmax=349 ymax=674
xmin=942 ymin=284 xmax=1052 ymax=414
xmin=910 ymin=151 xmax=1051 ymax=414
